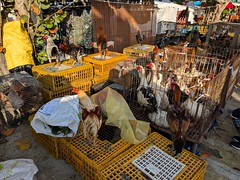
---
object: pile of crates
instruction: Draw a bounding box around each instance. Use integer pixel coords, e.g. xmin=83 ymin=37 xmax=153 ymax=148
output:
xmin=33 ymin=52 xmax=127 ymax=102
xmin=59 ymin=123 xmax=131 ymax=180
xmin=32 ymin=59 xmax=94 ymax=102
xmin=29 ymin=112 xmax=208 ymax=179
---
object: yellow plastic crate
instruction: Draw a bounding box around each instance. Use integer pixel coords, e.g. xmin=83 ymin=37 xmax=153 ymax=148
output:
xmin=42 ymin=87 xmax=73 ymax=103
xmin=99 ymin=132 xmax=207 ymax=180
xmin=92 ymin=74 xmax=109 ymax=85
xmin=123 ymin=44 xmax=155 ymax=59
xmin=70 ymin=79 xmax=92 ymax=93
xmin=28 ymin=115 xmax=61 ymax=159
xmin=82 ymin=51 xmax=127 ymax=76
xmin=59 ymin=123 xmax=131 ymax=180
xmin=42 ymin=80 xmax=92 ymax=102
xmin=32 ymin=59 xmax=93 ymax=92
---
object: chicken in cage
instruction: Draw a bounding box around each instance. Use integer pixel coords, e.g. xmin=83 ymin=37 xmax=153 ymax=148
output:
xmin=120 ymin=51 xmax=230 ymax=155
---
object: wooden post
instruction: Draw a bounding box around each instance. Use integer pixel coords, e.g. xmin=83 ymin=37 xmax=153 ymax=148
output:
xmin=205 ymin=24 xmax=213 ymax=49
xmin=0 ymin=5 xmax=9 ymax=75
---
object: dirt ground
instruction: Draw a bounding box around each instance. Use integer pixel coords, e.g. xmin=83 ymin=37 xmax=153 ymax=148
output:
xmin=0 ymin=85 xmax=240 ymax=180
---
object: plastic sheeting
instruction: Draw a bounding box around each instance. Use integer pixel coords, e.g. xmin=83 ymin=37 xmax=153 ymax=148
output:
xmin=91 ymin=87 xmax=150 ymax=144
xmin=3 ymin=20 xmax=35 ymax=70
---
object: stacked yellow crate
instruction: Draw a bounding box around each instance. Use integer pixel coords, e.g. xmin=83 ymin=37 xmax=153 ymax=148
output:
xmin=59 ymin=123 xmax=131 ymax=180
xmin=123 ymin=44 xmax=155 ymax=59
xmin=32 ymin=59 xmax=93 ymax=102
xmin=83 ymin=51 xmax=127 ymax=85
xmin=28 ymin=115 xmax=61 ymax=159
xmin=98 ymin=132 xmax=208 ymax=180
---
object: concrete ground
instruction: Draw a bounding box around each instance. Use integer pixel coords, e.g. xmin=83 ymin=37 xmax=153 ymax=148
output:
xmin=199 ymin=83 xmax=240 ymax=180
xmin=0 ymin=85 xmax=240 ymax=180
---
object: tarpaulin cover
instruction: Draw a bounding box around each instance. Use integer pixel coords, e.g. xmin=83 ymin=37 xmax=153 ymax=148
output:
xmin=3 ymin=20 xmax=35 ymax=70
xmin=91 ymin=87 xmax=150 ymax=144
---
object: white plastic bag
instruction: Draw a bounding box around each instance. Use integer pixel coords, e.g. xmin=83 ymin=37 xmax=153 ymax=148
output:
xmin=31 ymin=95 xmax=81 ymax=137
xmin=0 ymin=159 xmax=38 ymax=180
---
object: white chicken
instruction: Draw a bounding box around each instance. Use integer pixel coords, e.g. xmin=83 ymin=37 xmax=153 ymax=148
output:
xmin=146 ymin=62 xmax=164 ymax=91
xmin=136 ymin=65 xmax=157 ymax=113
xmin=181 ymin=92 xmax=211 ymax=119
xmin=148 ymin=91 xmax=169 ymax=128
xmin=44 ymin=35 xmax=59 ymax=64
xmin=146 ymin=62 xmax=169 ymax=109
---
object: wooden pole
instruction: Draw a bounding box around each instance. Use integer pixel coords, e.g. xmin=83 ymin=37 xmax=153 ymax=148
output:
xmin=0 ymin=4 xmax=9 ymax=75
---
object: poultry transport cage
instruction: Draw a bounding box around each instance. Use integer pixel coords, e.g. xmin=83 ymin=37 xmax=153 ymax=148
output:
xmin=197 ymin=46 xmax=240 ymax=61
xmin=59 ymin=122 xmax=131 ymax=180
xmin=98 ymin=132 xmax=208 ymax=180
xmin=121 ymin=50 xmax=235 ymax=153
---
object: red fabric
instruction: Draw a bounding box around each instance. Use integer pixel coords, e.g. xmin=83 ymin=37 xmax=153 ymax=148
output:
xmin=225 ymin=2 xmax=235 ymax=9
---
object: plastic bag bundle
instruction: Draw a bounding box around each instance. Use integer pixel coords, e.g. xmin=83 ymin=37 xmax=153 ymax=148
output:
xmin=91 ymin=87 xmax=150 ymax=144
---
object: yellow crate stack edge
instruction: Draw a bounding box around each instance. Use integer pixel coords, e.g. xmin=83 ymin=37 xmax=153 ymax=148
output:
xmin=59 ymin=122 xmax=132 ymax=180
xmin=123 ymin=44 xmax=155 ymax=59
xmin=83 ymin=51 xmax=127 ymax=76
xmin=32 ymin=59 xmax=93 ymax=92
xmin=28 ymin=115 xmax=62 ymax=159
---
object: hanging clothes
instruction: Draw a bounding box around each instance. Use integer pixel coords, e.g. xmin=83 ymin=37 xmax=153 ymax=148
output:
xmin=67 ymin=12 xmax=83 ymax=46
xmin=81 ymin=10 xmax=93 ymax=49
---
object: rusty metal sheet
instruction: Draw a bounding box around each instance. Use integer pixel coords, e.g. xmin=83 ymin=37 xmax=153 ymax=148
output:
xmin=91 ymin=1 xmax=157 ymax=52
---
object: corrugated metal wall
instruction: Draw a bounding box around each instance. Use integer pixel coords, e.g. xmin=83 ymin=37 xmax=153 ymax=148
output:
xmin=91 ymin=0 xmax=157 ymax=53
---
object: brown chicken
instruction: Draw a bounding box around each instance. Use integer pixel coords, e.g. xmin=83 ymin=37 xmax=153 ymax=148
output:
xmin=167 ymin=107 xmax=191 ymax=156
xmin=72 ymin=87 xmax=102 ymax=146
xmin=96 ymin=27 xmax=107 ymax=59
xmin=167 ymin=83 xmax=191 ymax=156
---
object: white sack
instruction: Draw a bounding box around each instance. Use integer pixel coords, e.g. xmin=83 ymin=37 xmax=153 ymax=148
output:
xmin=31 ymin=95 xmax=81 ymax=137
xmin=0 ymin=159 xmax=38 ymax=180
